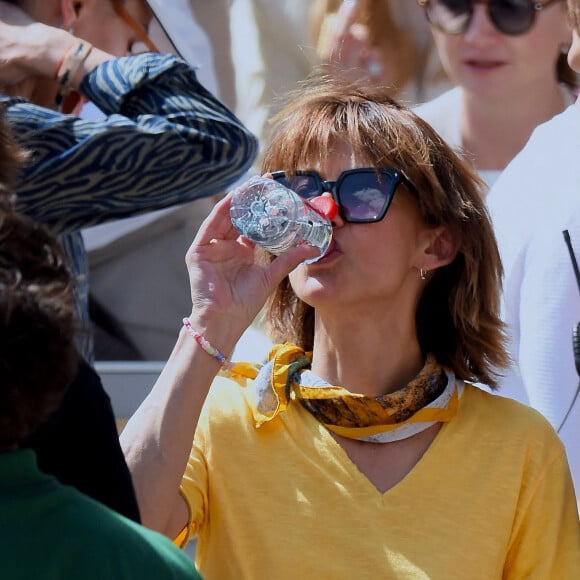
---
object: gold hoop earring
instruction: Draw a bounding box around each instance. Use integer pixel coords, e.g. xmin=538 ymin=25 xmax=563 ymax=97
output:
xmin=420 ymin=267 xmax=427 ymax=280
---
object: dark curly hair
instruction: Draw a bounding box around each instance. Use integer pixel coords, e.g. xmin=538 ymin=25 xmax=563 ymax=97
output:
xmin=0 ymin=106 xmax=27 ymax=212
xmin=0 ymin=211 xmax=78 ymax=450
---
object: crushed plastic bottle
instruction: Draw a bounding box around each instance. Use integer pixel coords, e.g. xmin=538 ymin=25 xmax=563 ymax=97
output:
xmin=229 ymin=176 xmax=333 ymax=264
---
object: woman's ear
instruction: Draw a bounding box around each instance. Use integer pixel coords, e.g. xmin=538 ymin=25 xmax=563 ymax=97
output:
xmin=418 ymin=225 xmax=458 ymax=272
xmin=61 ymin=0 xmax=83 ymax=31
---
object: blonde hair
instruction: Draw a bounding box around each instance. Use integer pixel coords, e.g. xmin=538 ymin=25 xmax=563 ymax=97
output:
xmin=261 ymin=76 xmax=509 ymax=388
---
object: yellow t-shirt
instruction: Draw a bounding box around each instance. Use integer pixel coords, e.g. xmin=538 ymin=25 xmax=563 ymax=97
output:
xmin=181 ymin=376 xmax=580 ymax=579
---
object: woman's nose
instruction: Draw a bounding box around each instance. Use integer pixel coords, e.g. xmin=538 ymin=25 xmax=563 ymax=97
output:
xmin=464 ymin=4 xmax=500 ymax=40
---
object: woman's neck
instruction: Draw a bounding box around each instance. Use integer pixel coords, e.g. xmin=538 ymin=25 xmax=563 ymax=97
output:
xmin=460 ymin=83 xmax=568 ymax=171
xmin=310 ymin=314 xmax=424 ymax=398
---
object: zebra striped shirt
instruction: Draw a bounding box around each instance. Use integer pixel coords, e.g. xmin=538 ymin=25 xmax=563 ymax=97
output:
xmin=4 ymin=53 xmax=258 ymax=361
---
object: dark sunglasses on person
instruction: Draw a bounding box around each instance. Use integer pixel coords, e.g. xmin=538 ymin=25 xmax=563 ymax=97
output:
xmin=270 ymin=168 xmax=418 ymax=223
xmin=417 ymin=0 xmax=561 ymax=36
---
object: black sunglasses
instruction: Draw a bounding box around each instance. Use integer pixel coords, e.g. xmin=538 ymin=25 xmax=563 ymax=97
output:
xmin=270 ymin=168 xmax=418 ymax=224
xmin=418 ymin=0 xmax=561 ymax=36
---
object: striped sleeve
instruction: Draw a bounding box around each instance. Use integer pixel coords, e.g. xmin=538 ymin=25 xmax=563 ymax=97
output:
xmin=5 ymin=53 xmax=257 ymax=235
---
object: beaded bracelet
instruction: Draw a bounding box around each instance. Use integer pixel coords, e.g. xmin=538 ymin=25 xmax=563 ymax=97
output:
xmin=55 ymin=40 xmax=93 ymax=108
xmin=182 ymin=318 xmax=234 ymax=371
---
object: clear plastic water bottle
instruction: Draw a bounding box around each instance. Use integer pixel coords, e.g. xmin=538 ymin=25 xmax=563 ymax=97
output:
xmin=230 ymin=176 xmax=333 ymax=264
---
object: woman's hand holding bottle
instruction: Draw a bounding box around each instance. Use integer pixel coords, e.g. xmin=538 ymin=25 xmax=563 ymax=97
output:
xmin=184 ymin=192 xmax=319 ymax=354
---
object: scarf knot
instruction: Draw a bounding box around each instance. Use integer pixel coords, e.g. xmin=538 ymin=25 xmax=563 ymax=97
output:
xmin=231 ymin=343 xmax=463 ymax=442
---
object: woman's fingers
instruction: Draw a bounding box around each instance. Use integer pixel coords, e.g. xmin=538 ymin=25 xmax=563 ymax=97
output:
xmin=191 ymin=192 xmax=239 ymax=247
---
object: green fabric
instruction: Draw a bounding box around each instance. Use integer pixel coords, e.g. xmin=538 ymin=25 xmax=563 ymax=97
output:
xmin=0 ymin=449 xmax=200 ymax=579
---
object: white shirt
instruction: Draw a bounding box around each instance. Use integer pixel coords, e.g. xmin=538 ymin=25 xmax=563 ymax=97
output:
xmin=486 ymin=103 xmax=580 ymax=499
xmin=414 ymin=88 xmax=501 ymax=190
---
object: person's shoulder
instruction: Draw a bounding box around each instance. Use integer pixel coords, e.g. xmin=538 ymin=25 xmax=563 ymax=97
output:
xmin=462 ymin=384 xmax=563 ymax=448
xmin=532 ymin=103 xmax=580 ymax=138
xmin=497 ymin=105 xmax=579 ymax=172
xmin=509 ymin=104 xmax=580 ymax=166
xmin=200 ymin=366 xmax=261 ymax=420
xmin=413 ymin=87 xmax=461 ymax=118
xmin=464 ymin=383 xmax=544 ymax=422
xmin=488 ymin=105 xmax=580 ymax=217
xmin=111 ymin=518 xmax=199 ymax=578
xmin=55 ymin=489 xmax=198 ymax=577
xmin=413 ymin=87 xmax=462 ymax=145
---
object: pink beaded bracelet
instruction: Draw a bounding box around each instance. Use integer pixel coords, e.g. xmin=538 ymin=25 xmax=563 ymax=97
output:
xmin=182 ymin=318 xmax=233 ymax=371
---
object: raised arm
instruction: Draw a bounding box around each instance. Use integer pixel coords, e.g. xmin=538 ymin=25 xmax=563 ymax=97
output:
xmin=0 ymin=3 xmax=257 ymax=234
xmin=119 ymin=194 xmax=318 ymax=537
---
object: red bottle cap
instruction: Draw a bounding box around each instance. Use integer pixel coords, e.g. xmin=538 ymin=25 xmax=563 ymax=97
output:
xmin=306 ymin=196 xmax=338 ymax=221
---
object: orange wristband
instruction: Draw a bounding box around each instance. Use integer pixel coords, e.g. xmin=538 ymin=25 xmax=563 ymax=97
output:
xmin=55 ymin=40 xmax=93 ymax=108
xmin=54 ymin=42 xmax=76 ymax=80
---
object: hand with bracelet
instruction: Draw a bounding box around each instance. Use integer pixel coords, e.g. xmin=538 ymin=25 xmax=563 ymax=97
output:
xmin=182 ymin=192 xmax=319 ymax=366
xmin=120 ymin=191 xmax=317 ymax=539
xmin=0 ymin=1 xmax=113 ymax=109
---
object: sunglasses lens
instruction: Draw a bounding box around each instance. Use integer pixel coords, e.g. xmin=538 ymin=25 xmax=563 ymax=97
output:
xmin=274 ymin=170 xmax=398 ymax=223
xmin=426 ymin=0 xmax=473 ymax=34
xmin=274 ymin=173 xmax=321 ymax=200
xmin=489 ymin=0 xmax=535 ymax=35
xmin=338 ymin=172 xmax=394 ymax=222
xmin=428 ymin=0 xmax=536 ymax=36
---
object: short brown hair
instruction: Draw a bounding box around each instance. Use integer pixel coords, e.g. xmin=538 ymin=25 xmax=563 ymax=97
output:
xmin=260 ymin=76 xmax=509 ymax=388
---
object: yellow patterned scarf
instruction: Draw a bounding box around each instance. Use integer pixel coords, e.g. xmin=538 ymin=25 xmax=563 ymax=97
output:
xmin=224 ymin=343 xmax=463 ymax=442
